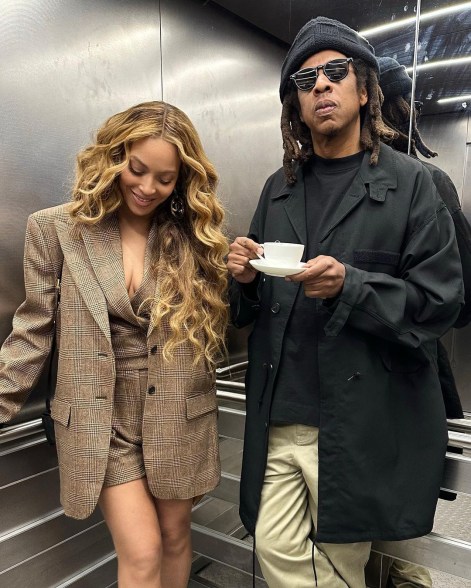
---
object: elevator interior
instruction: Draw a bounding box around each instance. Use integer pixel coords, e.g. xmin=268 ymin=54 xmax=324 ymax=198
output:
xmin=1 ymin=0 xmax=470 ymax=586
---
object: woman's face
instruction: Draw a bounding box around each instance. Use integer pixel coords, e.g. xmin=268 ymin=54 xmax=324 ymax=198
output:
xmin=119 ymin=136 xmax=181 ymax=221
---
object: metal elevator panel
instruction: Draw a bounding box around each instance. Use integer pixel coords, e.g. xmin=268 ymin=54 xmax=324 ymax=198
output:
xmin=0 ymin=511 xmax=104 ymax=573
xmin=419 ymin=113 xmax=471 ymax=414
xmin=0 ymin=0 xmax=163 ymax=422
xmin=453 ymin=142 xmax=471 ymax=413
xmin=0 ymin=522 xmax=114 ymax=588
xmin=0 ymin=439 xmax=58 ymax=487
xmin=0 ymin=468 xmax=61 ymax=537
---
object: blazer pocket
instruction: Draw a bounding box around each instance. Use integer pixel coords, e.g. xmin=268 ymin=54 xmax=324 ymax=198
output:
xmin=186 ymin=390 xmax=217 ymax=420
xmin=50 ymin=398 xmax=71 ymax=427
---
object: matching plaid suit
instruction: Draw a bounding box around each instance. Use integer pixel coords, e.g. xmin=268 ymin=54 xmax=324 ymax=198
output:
xmin=0 ymin=204 xmax=220 ymax=519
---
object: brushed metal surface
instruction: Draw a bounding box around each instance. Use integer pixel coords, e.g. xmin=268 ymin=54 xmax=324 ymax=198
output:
xmin=0 ymin=510 xmax=103 ymax=573
xmin=161 ymin=0 xmax=286 ymax=241
xmin=0 ymin=468 xmax=61 ymax=537
xmin=0 ymin=438 xmax=57 ymax=487
xmin=0 ymin=522 xmax=114 ymax=588
xmin=0 ymin=0 xmax=162 ymax=418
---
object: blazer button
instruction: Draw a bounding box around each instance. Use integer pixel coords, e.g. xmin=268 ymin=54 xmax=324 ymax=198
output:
xmin=150 ymin=345 xmax=158 ymax=355
xmin=271 ymin=303 xmax=280 ymax=314
xmin=148 ymin=385 xmax=156 ymax=395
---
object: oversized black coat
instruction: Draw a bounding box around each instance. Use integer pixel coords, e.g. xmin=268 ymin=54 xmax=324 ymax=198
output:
xmin=230 ymin=144 xmax=464 ymax=543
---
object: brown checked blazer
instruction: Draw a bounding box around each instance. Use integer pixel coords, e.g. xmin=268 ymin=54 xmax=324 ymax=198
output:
xmin=0 ymin=204 xmax=220 ymax=519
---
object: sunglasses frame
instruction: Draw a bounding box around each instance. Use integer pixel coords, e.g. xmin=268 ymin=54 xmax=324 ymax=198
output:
xmin=290 ymin=57 xmax=354 ymax=92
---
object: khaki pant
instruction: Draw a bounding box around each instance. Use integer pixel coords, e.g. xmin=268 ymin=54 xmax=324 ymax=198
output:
xmin=366 ymin=553 xmax=433 ymax=588
xmin=255 ymin=424 xmax=371 ymax=588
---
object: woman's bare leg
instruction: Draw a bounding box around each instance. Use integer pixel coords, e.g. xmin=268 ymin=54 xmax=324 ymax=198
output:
xmin=99 ymin=478 xmax=162 ymax=588
xmin=154 ymin=497 xmax=193 ymax=588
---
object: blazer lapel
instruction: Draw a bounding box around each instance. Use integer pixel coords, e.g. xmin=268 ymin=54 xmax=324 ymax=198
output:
xmin=55 ymin=216 xmax=116 ymax=343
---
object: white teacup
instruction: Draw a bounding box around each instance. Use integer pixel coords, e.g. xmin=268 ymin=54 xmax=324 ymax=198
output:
xmin=261 ymin=242 xmax=304 ymax=266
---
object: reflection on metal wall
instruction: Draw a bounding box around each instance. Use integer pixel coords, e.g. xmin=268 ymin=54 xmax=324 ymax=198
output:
xmin=0 ymin=0 xmax=163 ymax=423
xmin=419 ymin=113 xmax=471 ymax=413
xmin=161 ymin=0 xmax=285 ymax=238
xmin=0 ymin=0 xmax=162 ymax=340
xmin=0 ymin=0 xmax=286 ymax=418
xmin=160 ymin=0 xmax=286 ymax=361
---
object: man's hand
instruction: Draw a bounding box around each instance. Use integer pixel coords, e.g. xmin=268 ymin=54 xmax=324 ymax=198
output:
xmin=288 ymin=255 xmax=346 ymax=299
xmin=227 ymin=237 xmax=264 ymax=284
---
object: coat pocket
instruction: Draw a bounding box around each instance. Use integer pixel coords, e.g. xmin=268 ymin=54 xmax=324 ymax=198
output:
xmin=186 ymin=390 xmax=217 ymax=420
xmin=352 ymin=249 xmax=400 ymax=274
xmin=378 ymin=343 xmax=429 ymax=374
xmin=50 ymin=398 xmax=71 ymax=427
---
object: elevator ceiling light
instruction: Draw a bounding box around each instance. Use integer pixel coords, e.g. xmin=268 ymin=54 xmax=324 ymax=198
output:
xmin=359 ymin=2 xmax=471 ymax=37
xmin=405 ymin=55 xmax=471 ymax=72
xmin=437 ymin=94 xmax=471 ymax=104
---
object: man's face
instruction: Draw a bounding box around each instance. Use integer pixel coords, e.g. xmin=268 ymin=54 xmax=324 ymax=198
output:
xmin=296 ymin=49 xmax=368 ymax=146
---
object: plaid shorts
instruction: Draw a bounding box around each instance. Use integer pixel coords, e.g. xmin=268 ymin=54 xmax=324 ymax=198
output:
xmin=103 ymin=366 xmax=148 ymax=487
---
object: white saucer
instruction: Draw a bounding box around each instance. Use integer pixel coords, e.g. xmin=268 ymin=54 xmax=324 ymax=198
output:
xmin=249 ymin=259 xmax=306 ymax=277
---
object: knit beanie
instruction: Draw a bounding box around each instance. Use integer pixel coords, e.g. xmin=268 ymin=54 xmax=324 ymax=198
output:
xmin=279 ymin=16 xmax=378 ymax=102
xmin=377 ymin=56 xmax=412 ymax=99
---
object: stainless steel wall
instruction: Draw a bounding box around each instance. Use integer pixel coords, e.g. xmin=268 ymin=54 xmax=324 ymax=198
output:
xmin=0 ymin=0 xmax=285 ymax=419
xmin=1 ymin=0 xmax=469 ymax=416
xmin=419 ymin=113 xmax=471 ymax=414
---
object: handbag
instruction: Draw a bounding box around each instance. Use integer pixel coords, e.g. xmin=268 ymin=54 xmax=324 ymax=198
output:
xmin=41 ymin=274 xmax=61 ymax=445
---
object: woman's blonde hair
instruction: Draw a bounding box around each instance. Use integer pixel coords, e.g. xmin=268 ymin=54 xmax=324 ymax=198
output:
xmin=70 ymin=101 xmax=228 ymax=366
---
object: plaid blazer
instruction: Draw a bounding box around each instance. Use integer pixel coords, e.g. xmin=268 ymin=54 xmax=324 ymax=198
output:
xmin=0 ymin=204 xmax=220 ymax=519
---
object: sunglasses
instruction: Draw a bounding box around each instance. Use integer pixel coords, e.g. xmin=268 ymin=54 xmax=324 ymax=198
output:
xmin=290 ymin=58 xmax=353 ymax=92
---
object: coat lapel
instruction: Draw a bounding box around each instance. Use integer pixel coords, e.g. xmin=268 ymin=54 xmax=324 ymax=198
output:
xmin=271 ymin=166 xmax=307 ymax=245
xmin=319 ymin=147 xmax=398 ymax=242
xmin=55 ymin=215 xmax=122 ymax=343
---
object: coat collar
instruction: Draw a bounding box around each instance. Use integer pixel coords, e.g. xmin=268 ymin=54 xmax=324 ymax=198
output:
xmin=270 ymin=144 xmax=398 ymax=243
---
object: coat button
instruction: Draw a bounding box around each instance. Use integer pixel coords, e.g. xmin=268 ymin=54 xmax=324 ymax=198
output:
xmin=150 ymin=345 xmax=158 ymax=355
xmin=148 ymin=385 xmax=156 ymax=395
xmin=271 ymin=303 xmax=280 ymax=314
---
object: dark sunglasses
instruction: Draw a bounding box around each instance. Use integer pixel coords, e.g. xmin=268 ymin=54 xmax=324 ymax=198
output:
xmin=290 ymin=58 xmax=353 ymax=91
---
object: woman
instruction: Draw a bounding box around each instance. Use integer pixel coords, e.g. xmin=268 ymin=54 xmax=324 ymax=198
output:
xmin=0 ymin=101 xmax=228 ymax=587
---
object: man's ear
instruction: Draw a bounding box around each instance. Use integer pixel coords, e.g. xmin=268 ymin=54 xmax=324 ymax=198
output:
xmin=360 ymin=86 xmax=368 ymax=107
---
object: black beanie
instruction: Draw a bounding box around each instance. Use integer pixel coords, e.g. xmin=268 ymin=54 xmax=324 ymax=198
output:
xmin=279 ymin=16 xmax=378 ymax=102
xmin=377 ymin=56 xmax=412 ymax=99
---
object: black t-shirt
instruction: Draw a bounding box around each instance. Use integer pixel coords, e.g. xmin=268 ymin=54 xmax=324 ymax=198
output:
xmin=270 ymin=151 xmax=364 ymax=427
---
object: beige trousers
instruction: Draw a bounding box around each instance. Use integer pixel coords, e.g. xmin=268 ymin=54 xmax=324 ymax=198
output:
xmin=366 ymin=553 xmax=433 ymax=587
xmin=255 ymin=424 xmax=371 ymax=588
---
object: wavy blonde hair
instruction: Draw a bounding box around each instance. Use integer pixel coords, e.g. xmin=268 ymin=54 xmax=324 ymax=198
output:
xmin=70 ymin=101 xmax=228 ymax=366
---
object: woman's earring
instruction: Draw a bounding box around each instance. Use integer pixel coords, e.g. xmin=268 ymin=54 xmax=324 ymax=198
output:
xmin=170 ymin=191 xmax=185 ymax=219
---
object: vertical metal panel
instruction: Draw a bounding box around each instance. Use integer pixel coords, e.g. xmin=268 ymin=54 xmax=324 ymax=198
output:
xmin=160 ymin=0 xmax=286 ymax=239
xmin=417 ymin=114 xmax=471 ymax=413
xmin=160 ymin=0 xmax=288 ymax=360
xmin=453 ymin=142 xmax=471 ymax=413
xmin=0 ymin=0 xmax=162 ymax=417
xmin=417 ymin=114 xmax=468 ymax=201
xmin=0 ymin=0 xmax=162 ymax=342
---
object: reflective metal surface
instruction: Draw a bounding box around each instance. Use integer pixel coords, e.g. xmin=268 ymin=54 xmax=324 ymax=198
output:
xmin=1 ymin=0 xmax=471 ymax=585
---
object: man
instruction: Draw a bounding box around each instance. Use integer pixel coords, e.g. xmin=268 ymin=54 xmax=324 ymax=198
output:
xmin=362 ymin=55 xmax=471 ymax=588
xmin=227 ymin=16 xmax=464 ymax=588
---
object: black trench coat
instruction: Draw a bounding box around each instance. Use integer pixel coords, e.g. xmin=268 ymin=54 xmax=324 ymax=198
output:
xmin=230 ymin=144 xmax=464 ymax=543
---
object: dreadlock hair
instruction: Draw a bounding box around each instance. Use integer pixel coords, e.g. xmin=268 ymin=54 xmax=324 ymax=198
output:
xmin=280 ymin=58 xmax=396 ymax=185
xmin=381 ymin=95 xmax=437 ymax=158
